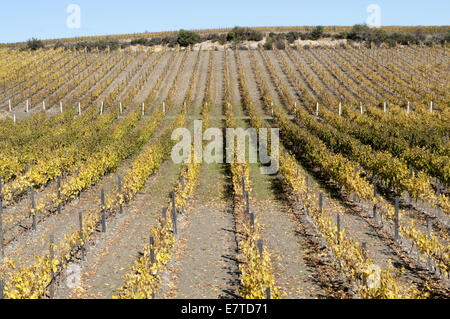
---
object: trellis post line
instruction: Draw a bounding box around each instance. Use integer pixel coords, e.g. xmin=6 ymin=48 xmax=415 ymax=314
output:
xmin=101 ymin=189 xmax=106 ymax=233
xmin=394 ymin=197 xmax=399 ymax=242
xmin=171 ymin=191 xmax=177 ymax=235
xmin=118 ymin=175 xmax=123 ymax=214
xmin=79 ymin=212 xmax=85 ymax=260
xmin=31 ymin=188 xmax=36 ymax=231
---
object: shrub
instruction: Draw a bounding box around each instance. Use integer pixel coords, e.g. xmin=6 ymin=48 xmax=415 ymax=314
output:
xmin=27 ymin=38 xmax=44 ymax=50
xmin=368 ymin=28 xmax=388 ymax=45
xmin=445 ymin=30 xmax=450 ymax=42
xmin=205 ymin=33 xmax=220 ymax=42
xmin=227 ymin=27 xmax=244 ymax=42
xmin=108 ymin=40 xmax=120 ymax=50
xmin=300 ymin=32 xmax=309 ymax=40
xmin=148 ymin=37 xmax=163 ymax=46
xmin=162 ymin=35 xmax=177 ymax=46
xmin=248 ymin=30 xmax=263 ymax=41
xmin=347 ymin=24 xmax=371 ymax=41
xmin=177 ymin=29 xmax=200 ymax=47
xmin=311 ymin=26 xmax=324 ymax=40
xmin=286 ymin=31 xmax=300 ymax=43
xmin=227 ymin=26 xmax=263 ymax=43
xmin=131 ymin=38 xmax=148 ymax=46
xmin=94 ymin=40 xmax=120 ymax=51
xmin=388 ymin=32 xmax=416 ymax=45
xmin=53 ymin=41 xmax=65 ymax=50
xmin=263 ymin=36 xmax=275 ymax=50
xmin=413 ymin=31 xmax=426 ymax=43
xmin=71 ymin=40 xmax=119 ymax=51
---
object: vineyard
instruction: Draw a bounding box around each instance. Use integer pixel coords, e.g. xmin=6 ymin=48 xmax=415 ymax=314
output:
xmin=0 ymin=38 xmax=448 ymax=299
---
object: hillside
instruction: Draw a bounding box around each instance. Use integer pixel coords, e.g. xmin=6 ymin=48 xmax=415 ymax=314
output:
xmin=0 ymin=25 xmax=449 ymax=300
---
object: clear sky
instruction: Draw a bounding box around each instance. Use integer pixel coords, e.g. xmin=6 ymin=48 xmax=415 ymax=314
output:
xmin=0 ymin=0 xmax=449 ymax=43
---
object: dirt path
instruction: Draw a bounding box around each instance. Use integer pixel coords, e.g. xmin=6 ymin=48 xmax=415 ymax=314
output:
xmin=166 ymin=65 xmax=243 ymax=295
xmin=238 ymin=51 xmax=262 ymax=108
xmin=191 ymin=50 xmax=209 ymax=109
xmin=226 ymin=50 xmax=242 ymax=106
xmin=167 ymin=161 xmax=239 ymax=299
xmin=212 ymin=51 xmax=225 ymax=109
xmin=241 ymin=116 xmax=327 ymax=298
xmin=228 ymin=50 xmax=331 ymax=298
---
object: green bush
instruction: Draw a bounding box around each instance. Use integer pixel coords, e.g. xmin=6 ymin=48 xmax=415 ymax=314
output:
xmin=149 ymin=37 xmax=163 ymax=46
xmin=131 ymin=38 xmax=148 ymax=46
xmin=286 ymin=31 xmax=300 ymax=43
xmin=263 ymin=36 xmax=275 ymax=50
xmin=177 ymin=29 xmax=200 ymax=47
xmin=310 ymin=26 xmax=324 ymax=40
xmin=368 ymin=28 xmax=388 ymax=45
xmin=53 ymin=41 xmax=65 ymax=50
xmin=388 ymin=32 xmax=416 ymax=45
xmin=344 ymin=24 xmax=435 ymax=46
xmin=227 ymin=26 xmax=246 ymax=42
xmin=248 ymin=30 xmax=263 ymax=41
xmin=204 ymin=33 xmax=220 ymax=42
xmin=27 ymin=38 xmax=44 ymax=50
xmin=445 ymin=30 xmax=450 ymax=42
xmin=347 ymin=24 xmax=371 ymax=41
xmin=300 ymin=33 xmax=309 ymax=40
xmin=227 ymin=26 xmax=263 ymax=43
xmin=162 ymin=35 xmax=178 ymax=47
xmin=71 ymin=40 xmax=119 ymax=51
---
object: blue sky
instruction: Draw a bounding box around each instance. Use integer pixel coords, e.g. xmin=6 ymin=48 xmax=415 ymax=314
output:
xmin=0 ymin=0 xmax=449 ymax=43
